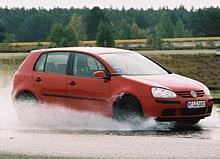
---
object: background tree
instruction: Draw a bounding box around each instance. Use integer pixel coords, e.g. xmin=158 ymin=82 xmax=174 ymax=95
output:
xmin=48 ymin=22 xmax=78 ymax=47
xmin=3 ymin=34 xmax=16 ymax=43
xmin=0 ymin=19 xmax=5 ymax=42
xmin=85 ymin=7 xmax=106 ymax=40
xmin=174 ymin=19 xmax=192 ymax=37
xmin=114 ymin=20 xmax=132 ymax=39
xmin=201 ymin=7 xmax=220 ymax=36
xmin=0 ymin=7 xmax=219 ymax=42
xmin=68 ymin=15 xmax=86 ymax=40
xmin=17 ymin=14 xmax=54 ymax=41
xmin=131 ymin=22 xmax=141 ymax=38
xmin=146 ymin=27 xmax=162 ymax=49
xmin=48 ymin=23 xmax=65 ymax=46
xmin=189 ymin=7 xmax=220 ymax=36
xmin=96 ymin=21 xmax=115 ymax=47
xmin=157 ymin=12 xmax=174 ymax=38
xmin=65 ymin=22 xmax=79 ymax=46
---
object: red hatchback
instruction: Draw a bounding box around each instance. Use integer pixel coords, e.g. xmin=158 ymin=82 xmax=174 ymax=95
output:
xmin=12 ymin=47 xmax=213 ymax=124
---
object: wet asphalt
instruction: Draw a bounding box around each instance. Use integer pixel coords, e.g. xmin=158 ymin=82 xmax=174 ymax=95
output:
xmin=1 ymin=110 xmax=220 ymax=159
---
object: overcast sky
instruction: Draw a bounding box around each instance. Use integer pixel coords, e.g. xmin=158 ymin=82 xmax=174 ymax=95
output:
xmin=0 ymin=0 xmax=220 ymax=10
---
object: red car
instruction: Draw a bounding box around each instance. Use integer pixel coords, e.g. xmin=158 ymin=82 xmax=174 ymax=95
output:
xmin=12 ymin=47 xmax=213 ymax=124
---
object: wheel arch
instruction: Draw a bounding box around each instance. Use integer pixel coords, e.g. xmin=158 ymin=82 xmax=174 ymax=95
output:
xmin=15 ymin=90 xmax=38 ymax=100
xmin=112 ymin=92 xmax=144 ymax=116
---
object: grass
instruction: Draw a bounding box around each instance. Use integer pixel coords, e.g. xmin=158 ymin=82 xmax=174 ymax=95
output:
xmin=211 ymin=90 xmax=220 ymax=98
xmin=0 ymin=54 xmax=26 ymax=77
xmin=216 ymin=104 xmax=220 ymax=108
xmin=147 ymin=53 xmax=220 ymax=89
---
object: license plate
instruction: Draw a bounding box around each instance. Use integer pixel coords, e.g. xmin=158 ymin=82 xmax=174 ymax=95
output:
xmin=186 ymin=101 xmax=206 ymax=109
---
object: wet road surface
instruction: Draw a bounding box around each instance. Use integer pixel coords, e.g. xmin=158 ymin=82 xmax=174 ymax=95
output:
xmin=1 ymin=113 xmax=220 ymax=159
xmin=0 ymin=86 xmax=220 ymax=158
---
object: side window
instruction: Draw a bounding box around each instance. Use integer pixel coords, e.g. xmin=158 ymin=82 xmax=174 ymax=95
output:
xmin=73 ymin=53 xmax=106 ymax=78
xmin=87 ymin=56 xmax=98 ymax=70
xmin=34 ymin=54 xmax=47 ymax=72
xmin=44 ymin=52 xmax=70 ymax=75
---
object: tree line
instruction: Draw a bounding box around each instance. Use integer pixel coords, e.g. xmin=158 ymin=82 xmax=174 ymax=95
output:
xmin=0 ymin=6 xmax=219 ymax=47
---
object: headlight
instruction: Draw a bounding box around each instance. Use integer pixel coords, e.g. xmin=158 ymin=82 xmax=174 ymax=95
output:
xmin=203 ymin=85 xmax=211 ymax=95
xmin=151 ymin=87 xmax=177 ymax=98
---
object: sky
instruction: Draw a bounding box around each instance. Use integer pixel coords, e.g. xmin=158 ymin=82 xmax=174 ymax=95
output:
xmin=0 ymin=0 xmax=220 ymax=10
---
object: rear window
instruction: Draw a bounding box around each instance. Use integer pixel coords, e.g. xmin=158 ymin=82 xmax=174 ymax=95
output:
xmin=45 ymin=53 xmax=70 ymax=74
xmin=34 ymin=54 xmax=47 ymax=72
xmin=34 ymin=52 xmax=70 ymax=75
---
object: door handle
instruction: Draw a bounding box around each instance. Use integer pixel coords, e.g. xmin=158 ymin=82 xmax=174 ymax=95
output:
xmin=68 ymin=81 xmax=76 ymax=86
xmin=35 ymin=77 xmax=42 ymax=82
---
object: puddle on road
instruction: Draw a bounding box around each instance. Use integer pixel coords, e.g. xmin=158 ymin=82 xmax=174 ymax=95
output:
xmin=1 ymin=82 xmax=220 ymax=140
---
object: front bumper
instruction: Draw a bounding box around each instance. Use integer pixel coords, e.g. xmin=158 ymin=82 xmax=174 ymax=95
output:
xmin=139 ymin=95 xmax=213 ymax=121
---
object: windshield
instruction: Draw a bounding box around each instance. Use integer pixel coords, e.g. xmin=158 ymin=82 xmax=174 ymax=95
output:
xmin=101 ymin=53 xmax=169 ymax=75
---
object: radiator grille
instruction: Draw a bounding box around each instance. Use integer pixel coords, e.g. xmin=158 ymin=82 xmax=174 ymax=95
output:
xmin=175 ymin=90 xmax=205 ymax=98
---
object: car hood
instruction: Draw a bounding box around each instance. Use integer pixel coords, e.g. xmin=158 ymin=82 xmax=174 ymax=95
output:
xmin=124 ymin=74 xmax=204 ymax=91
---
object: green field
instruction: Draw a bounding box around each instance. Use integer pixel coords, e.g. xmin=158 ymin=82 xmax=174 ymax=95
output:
xmin=0 ymin=53 xmax=26 ymax=77
xmin=211 ymin=90 xmax=220 ymax=98
xmin=148 ymin=53 xmax=220 ymax=89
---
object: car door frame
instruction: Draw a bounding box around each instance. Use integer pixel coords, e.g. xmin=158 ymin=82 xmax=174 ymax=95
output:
xmin=66 ymin=51 xmax=112 ymax=115
xmin=32 ymin=51 xmax=72 ymax=105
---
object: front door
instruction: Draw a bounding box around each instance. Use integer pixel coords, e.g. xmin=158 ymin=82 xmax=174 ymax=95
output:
xmin=33 ymin=52 xmax=70 ymax=106
xmin=67 ymin=53 xmax=111 ymax=115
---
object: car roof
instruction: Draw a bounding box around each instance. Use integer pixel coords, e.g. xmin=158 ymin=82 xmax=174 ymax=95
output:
xmin=31 ymin=47 xmax=137 ymax=55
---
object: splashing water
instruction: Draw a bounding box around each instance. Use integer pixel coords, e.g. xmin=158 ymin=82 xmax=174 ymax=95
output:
xmin=0 ymin=82 xmax=157 ymax=132
xmin=200 ymin=107 xmax=220 ymax=128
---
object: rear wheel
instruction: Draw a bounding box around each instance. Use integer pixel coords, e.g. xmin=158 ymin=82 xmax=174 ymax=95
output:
xmin=113 ymin=95 xmax=143 ymax=123
xmin=15 ymin=92 xmax=37 ymax=103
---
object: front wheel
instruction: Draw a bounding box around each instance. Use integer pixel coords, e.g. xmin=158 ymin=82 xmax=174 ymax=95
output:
xmin=112 ymin=95 xmax=143 ymax=123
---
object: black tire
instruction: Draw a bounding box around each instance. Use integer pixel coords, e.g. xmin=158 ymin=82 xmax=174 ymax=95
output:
xmin=176 ymin=119 xmax=201 ymax=125
xmin=113 ymin=94 xmax=143 ymax=122
xmin=15 ymin=92 xmax=37 ymax=103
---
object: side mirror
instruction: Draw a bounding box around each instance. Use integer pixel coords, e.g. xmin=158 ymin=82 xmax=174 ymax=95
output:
xmin=93 ymin=71 xmax=108 ymax=80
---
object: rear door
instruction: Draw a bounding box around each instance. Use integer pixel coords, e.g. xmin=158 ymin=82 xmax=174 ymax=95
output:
xmin=66 ymin=53 xmax=111 ymax=115
xmin=33 ymin=52 xmax=70 ymax=105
